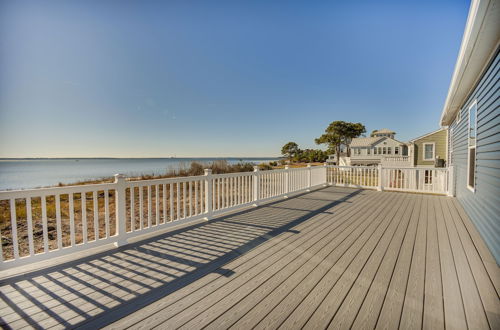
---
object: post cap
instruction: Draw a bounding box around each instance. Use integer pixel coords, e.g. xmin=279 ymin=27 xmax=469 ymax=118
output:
xmin=114 ymin=173 xmax=126 ymax=182
xmin=307 ymin=163 xmax=312 ymax=168
xmin=284 ymin=165 xmax=289 ymax=169
xmin=253 ymin=165 xmax=259 ymax=171
xmin=204 ymin=168 xmax=212 ymax=175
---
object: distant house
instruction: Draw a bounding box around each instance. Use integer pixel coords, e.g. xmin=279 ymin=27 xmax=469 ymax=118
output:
xmin=440 ymin=0 xmax=499 ymax=262
xmin=408 ymin=128 xmax=448 ymax=167
xmin=370 ymin=128 xmax=396 ymax=138
xmin=349 ymin=129 xmax=408 ymax=166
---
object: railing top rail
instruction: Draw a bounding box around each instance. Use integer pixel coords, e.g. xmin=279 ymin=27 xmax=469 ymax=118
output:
xmin=382 ymin=155 xmax=409 ymax=158
xmin=0 ymin=182 xmax=117 ymax=199
xmin=0 ymin=165 xmax=328 ymax=195
xmin=211 ymin=171 xmax=255 ymax=179
xmin=383 ymin=166 xmax=448 ymax=170
xmin=127 ymin=174 xmax=207 ymax=186
xmin=327 ymin=165 xmax=376 ymax=169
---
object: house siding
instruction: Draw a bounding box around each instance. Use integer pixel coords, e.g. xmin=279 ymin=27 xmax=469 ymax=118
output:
xmin=350 ymin=137 xmax=405 ymax=165
xmin=413 ymin=130 xmax=448 ymax=166
xmin=449 ymin=48 xmax=500 ymax=264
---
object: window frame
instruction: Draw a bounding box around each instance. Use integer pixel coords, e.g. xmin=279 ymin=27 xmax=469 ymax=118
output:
xmin=467 ymin=101 xmax=477 ymax=192
xmin=449 ymin=126 xmax=453 ymax=165
xmin=422 ymin=142 xmax=435 ymax=161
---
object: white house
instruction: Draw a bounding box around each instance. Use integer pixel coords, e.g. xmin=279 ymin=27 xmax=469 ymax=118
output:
xmin=349 ymin=129 xmax=409 ymax=165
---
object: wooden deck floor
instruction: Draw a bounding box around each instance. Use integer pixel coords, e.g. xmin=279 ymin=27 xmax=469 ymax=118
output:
xmin=0 ymin=187 xmax=499 ymax=329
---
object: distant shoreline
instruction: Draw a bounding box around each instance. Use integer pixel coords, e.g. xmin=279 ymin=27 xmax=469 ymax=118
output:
xmin=0 ymin=157 xmax=281 ymax=160
xmin=0 ymin=157 xmax=281 ymax=190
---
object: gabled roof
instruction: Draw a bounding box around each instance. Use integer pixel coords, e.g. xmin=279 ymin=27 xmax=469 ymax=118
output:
xmin=409 ymin=128 xmax=446 ymax=143
xmin=350 ymin=137 xmax=384 ymax=147
xmin=440 ymin=0 xmax=500 ymax=126
xmin=374 ymin=128 xmax=395 ymax=134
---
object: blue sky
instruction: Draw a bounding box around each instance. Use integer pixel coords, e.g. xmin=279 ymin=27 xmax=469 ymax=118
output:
xmin=0 ymin=0 xmax=469 ymax=158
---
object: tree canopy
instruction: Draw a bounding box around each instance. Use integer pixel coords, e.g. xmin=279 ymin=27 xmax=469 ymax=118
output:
xmin=315 ymin=121 xmax=366 ymax=157
xmin=281 ymin=142 xmax=300 ymax=160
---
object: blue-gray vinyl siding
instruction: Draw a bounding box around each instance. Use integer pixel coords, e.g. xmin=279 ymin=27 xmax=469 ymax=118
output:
xmin=449 ymin=48 xmax=500 ymax=264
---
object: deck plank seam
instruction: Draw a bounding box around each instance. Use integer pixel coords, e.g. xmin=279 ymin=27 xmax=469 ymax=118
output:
xmin=363 ymin=193 xmax=423 ymax=329
xmin=282 ymin=193 xmax=409 ymax=329
xmin=435 ymin=196 xmax=468 ymax=329
xmin=443 ymin=198 xmax=494 ymax=329
xmin=264 ymin=192 xmax=403 ymax=330
xmin=200 ymin=191 xmax=390 ymax=329
xmin=152 ymin=191 xmax=385 ymax=329
xmin=109 ymin=189 xmax=369 ymax=329
xmin=325 ymin=192 xmax=417 ymax=329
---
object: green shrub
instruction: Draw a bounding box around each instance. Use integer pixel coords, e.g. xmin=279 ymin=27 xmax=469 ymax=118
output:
xmin=258 ymin=163 xmax=273 ymax=171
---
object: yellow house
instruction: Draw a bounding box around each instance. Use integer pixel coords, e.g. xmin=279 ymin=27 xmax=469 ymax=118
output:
xmin=408 ymin=128 xmax=448 ymax=167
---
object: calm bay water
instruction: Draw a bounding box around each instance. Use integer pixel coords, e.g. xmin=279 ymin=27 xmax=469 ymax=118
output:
xmin=0 ymin=158 xmax=278 ymax=190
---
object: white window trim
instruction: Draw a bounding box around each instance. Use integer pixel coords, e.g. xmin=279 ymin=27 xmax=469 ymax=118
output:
xmin=448 ymin=127 xmax=453 ymax=165
xmin=467 ymin=101 xmax=477 ymax=192
xmin=422 ymin=142 xmax=435 ymax=161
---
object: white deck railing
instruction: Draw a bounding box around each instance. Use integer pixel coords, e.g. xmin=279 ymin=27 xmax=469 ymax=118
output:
xmin=0 ymin=165 xmax=326 ymax=269
xmin=381 ymin=155 xmax=412 ymax=166
xmin=326 ymin=165 xmax=450 ymax=195
xmin=0 ymin=163 xmax=452 ymax=270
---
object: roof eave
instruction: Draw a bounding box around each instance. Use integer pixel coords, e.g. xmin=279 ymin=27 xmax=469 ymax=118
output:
xmin=409 ymin=128 xmax=446 ymax=143
xmin=440 ymin=0 xmax=500 ymax=127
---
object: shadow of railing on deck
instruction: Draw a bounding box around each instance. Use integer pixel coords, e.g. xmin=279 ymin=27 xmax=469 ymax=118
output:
xmin=0 ymin=187 xmax=362 ymax=329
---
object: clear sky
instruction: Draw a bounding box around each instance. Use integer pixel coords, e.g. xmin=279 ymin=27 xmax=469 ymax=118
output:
xmin=0 ymin=0 xmax=469 ymax=158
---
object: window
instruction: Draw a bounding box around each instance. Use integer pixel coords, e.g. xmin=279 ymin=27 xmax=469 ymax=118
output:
xmin=449 ymin=127 xmax=454 ymax=165
xmin=374 ymin=148 xmax=377 ymax=155
xmin=388 ymin=147 xmax=391 ymax=154
xmin=367 ymin=148 xmax=371 ymax=155
xmin=467 ymin=102 xmax=477 ymax=191
xmin=395 ymin=147 xmax=399 ymax=155
xmin=423 ymin=143 xmax=435 ymax=161
xmin=424 ymin=170 xmax=433 ymax=184
xmin=383 ymin=147 xmax=387 ymax=154
xmin=378 ymin=147 xmax=382 ymax=154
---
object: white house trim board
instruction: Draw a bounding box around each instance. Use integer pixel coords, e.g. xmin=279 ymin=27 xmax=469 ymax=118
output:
xmin=422 ymin=142 xmax=435 ymax=161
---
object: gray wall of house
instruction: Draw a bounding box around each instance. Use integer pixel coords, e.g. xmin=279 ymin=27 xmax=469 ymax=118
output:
xmin=449 ymin=49 xmax=500 ymax=264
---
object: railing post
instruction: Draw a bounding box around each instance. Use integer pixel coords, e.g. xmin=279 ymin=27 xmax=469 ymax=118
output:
xmin=323 ymin=162 xmax=329 ymax=186
xmin=253 ymin=166 xmax=260 ymax=206
xmin=204 ymin=169 xmax=213 ymax=220
xmin=284 ymin=165 xmax=289 ymax=198
xmin=114 ymin=174 xmax=128 ymax=247
xmin=377 ymin=164 xmax=383 ymax=191
xmin=447 ymin=166 xmax=455 ymax=197
xmin=307 ymin=163 xmax=312 ymax=192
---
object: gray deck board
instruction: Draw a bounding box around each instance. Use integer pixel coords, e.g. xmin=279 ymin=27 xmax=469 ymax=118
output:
xmin=0 ymin=187 xmax=498 ymax=330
